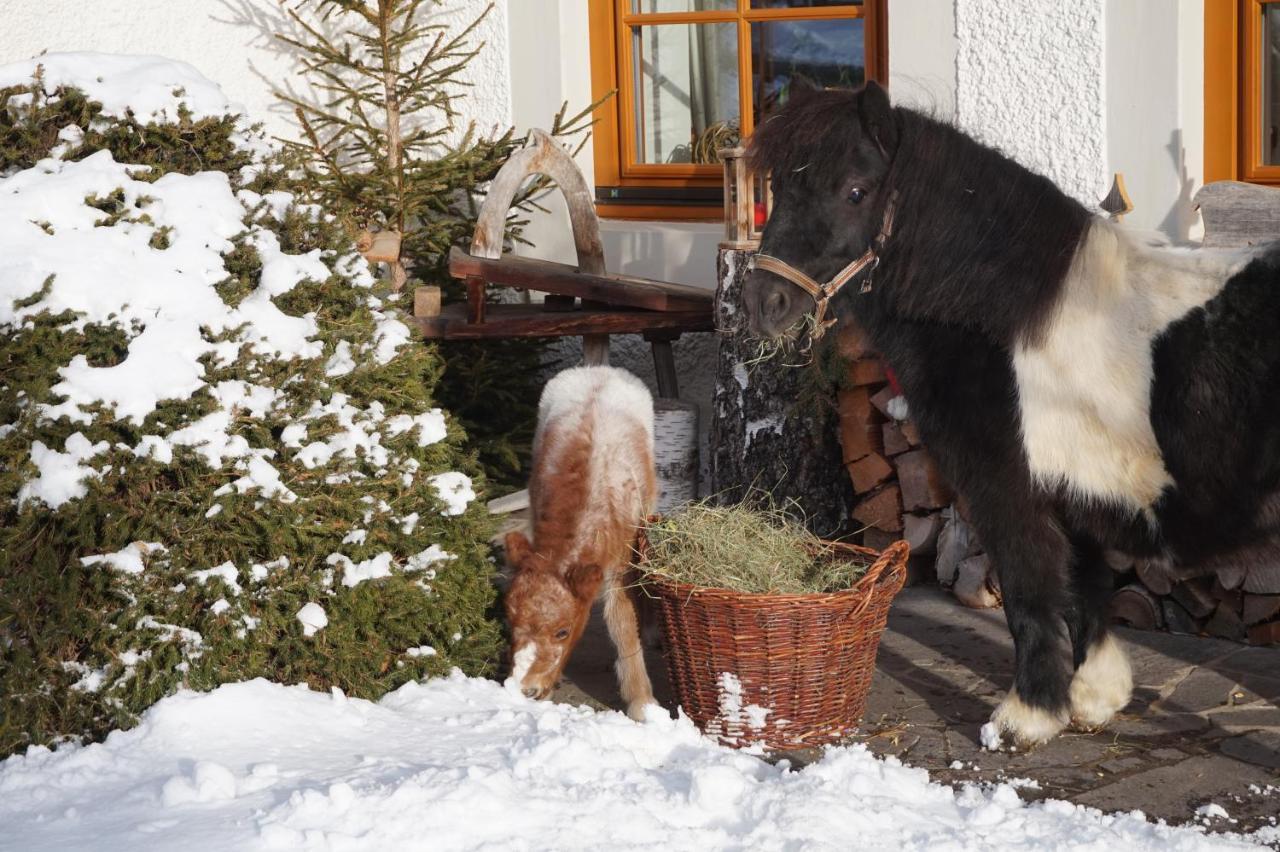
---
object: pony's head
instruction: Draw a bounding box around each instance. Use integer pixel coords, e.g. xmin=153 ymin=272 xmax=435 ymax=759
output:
xmin=503 ymin=530 xmax=603 ymax=699
xmin=743 ymin=81 xmax=899 ymax=339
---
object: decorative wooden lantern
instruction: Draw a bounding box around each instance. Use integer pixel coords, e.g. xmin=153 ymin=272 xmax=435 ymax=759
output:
xmin=718 ymin=147 xmax=771 ymax=250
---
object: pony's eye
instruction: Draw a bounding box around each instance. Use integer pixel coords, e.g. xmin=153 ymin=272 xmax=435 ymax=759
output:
xmin=554 ymin=628 xmax=570 ymax=640
xmin=848 ymin=187 xmax=867 ymax=205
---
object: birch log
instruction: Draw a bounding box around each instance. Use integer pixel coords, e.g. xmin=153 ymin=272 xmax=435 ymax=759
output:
xmin=653 ymin=398 xmax=699 ymax=514
xmin=708 ymin=249 xmax=852 ymax=536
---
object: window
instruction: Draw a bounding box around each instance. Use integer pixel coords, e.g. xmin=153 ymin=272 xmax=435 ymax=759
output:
xmin=588 ymin=0 xmax=886 ymax=220
xmin=1206 ymin=0 xmax=1280 ymax=183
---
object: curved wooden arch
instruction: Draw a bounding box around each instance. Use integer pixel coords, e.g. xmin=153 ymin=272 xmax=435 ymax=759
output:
xmin=470 ymin=129 xmax=605 ymax=276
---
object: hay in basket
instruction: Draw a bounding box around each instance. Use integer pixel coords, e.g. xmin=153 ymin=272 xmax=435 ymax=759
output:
xmin=639 ymin=503 xmax=909 ymax=752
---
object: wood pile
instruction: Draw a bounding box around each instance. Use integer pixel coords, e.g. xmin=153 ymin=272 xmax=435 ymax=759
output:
xmin=835 ymin=327 xmax=963 ymax=586
xmin=834 ymin=325 xmax=1278 ymax=645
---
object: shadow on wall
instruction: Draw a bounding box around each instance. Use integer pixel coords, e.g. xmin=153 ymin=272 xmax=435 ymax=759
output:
xmin=1159 ymin=129 xmax=1200 ymax=245
xmin=214 ymin=0 xmax=496 ymax=143
xmin=212 ymin=0 xmax=325 ymax=127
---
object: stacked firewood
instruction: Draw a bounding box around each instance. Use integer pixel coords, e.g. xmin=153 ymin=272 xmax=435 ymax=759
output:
xmin=835 ymin=326 xmax=1279 ymax=645
xmin=1109 ymin=553 xmax=1280 ymax=645
xmin=834 ymin=328 xmax=970 ymax=590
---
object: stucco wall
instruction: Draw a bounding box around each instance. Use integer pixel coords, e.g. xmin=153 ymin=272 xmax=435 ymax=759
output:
xmin=0 ymin=0 xmax=512 ymax=142
xmin=955 ymin=0 xmax=1109 ymax=207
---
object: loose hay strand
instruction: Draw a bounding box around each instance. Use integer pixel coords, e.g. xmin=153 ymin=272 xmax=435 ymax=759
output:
xmin=641 ymin=502 xmax=870 ymax=595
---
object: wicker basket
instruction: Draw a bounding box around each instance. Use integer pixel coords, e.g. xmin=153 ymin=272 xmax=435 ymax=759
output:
xmin=640 ymin=533 xmax=909 ymax=751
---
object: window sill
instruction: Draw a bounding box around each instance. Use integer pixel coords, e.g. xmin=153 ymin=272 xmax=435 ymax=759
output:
xmin=595 ymin=202 xmax=723 ymax=222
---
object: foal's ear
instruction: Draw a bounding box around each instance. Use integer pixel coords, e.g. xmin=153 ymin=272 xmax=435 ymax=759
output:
xmin=504 ymin=531 xmax=533 ymax=568
xmin=566 ymin=562 xmax=603 ymax=602
xmin=858 ymin=80 xmax=898 ymax=158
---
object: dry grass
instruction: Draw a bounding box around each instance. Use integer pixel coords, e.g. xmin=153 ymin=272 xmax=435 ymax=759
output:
xmin=739 ymin=312 xmax=821 ymax=370
xmin=641 ymin=502 xmax=870 ymax=595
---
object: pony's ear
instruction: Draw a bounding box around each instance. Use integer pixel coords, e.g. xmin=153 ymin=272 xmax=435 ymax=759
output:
xmin=858 ymin=80 xmax=898 ymax=158
xmin=504 ymin=531 xmax=533 ymax=568
xmin=566 ymin=562 xmax=603 ymax=602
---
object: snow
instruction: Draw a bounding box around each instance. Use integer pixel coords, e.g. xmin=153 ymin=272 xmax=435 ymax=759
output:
xmin=384 ymin=409 xmax=447 ymax=446
xmin=295 ymin=603 xmax=328 ymax=638
xmin=0 ymin=52 xmax=240 ymax=122
xmin=980 ymin=721 xmax=1003 ymax=751
xmin=1198 ymin=803 xmax=1232 ymax=820
xmin=80 ymin=541 xmax=167 ymax=575
xmin=507 ymin=643 xmax=536 ymax=690
xmin=17 ymin=432 xmax=109 ymax=508
xmin=327 ymin=551 xmax=394 ymax=588
xmin=714 ymin=672 xmax=773 ymax=743
xmin=405 ymin=544 xmax=453 ymax=573
xmin=428 ymin=471 xmax=475 ymax=516
xmin=190 ymin=561 xmax=242 ymax=595
xmin=0 ymin=674 xmax=1266 ymax=851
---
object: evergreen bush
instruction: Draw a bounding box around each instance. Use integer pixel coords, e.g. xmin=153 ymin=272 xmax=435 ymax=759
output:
xmin=0 ymin=68 xmax=502 ymax=757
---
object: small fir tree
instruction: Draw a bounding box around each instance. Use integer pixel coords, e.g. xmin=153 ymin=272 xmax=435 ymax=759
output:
xmin=277 ymin=0 xmax=594 ymax=488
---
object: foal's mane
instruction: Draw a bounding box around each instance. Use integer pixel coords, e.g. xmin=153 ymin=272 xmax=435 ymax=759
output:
xmin=748 ymin=89 xmax=1094 ymax=344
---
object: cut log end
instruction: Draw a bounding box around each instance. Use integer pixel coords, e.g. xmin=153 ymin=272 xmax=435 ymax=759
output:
xmin=413 ymin=285 xmax=442 ymax=318
xmin=1110 ymin=584 xmax=1163 ymax=631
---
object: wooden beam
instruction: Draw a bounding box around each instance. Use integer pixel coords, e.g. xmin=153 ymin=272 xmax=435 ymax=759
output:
xmin=448 ymin=247 xmax=712 ymax=313
xmin=411 ymin=303 xmax=713 ymax=340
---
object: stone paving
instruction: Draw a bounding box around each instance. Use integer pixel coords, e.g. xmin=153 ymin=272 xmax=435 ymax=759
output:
xmin=550 ymin=586 xmax=1280 ymax=834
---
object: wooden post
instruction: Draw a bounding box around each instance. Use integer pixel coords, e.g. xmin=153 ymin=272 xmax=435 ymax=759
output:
xmin=583 ymin=335 xmax=609 ymax=366
xmin=413 ymin=285 xmax=441 ymax=318
xmin=645 ymin=331 xmax=680 ymax=399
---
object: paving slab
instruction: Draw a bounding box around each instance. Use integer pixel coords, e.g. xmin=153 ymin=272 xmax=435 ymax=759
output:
xmin=547 ymin=585 xmax=1280 ymax=833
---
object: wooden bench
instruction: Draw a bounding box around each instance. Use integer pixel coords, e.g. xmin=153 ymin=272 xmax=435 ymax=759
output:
xmin=404 ymin=130 xmax=714 ymax=398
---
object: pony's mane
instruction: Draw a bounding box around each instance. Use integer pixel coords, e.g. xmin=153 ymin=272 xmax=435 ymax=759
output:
xmin=748 ymin=88 xmax=1094 ymax=344
xmin=746 ymin=89 xmax=866 ymax=184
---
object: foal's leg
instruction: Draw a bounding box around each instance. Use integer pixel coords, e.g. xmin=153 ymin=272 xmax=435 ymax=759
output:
xmin=1065 ymin=537 xmax=1132 ymax=729
xmin=602 ymin=565 xmax=655 ymax=721
xmin=984 ymin=510 xmax=1075 ymax=747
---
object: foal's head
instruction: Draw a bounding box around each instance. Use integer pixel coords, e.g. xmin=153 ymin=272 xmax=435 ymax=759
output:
xmin=503 ymin=530 xmax=604 ymax=699
xmin=743 ymin=81 xmax=900 ymax=339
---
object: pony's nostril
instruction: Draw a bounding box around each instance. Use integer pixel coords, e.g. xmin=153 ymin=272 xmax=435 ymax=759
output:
xmin=522 ymin=687 xmax=539 ymax=699
xmin=765 ymin=289 xmax=789 ymax=320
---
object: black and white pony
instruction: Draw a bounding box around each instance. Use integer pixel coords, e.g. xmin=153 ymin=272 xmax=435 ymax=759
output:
xmin=743 ymin=81 xmax=1280 ymax=748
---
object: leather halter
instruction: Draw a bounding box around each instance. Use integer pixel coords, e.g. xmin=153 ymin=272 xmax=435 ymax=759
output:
xmin=750 ymin=193 xmax=897 ymax=340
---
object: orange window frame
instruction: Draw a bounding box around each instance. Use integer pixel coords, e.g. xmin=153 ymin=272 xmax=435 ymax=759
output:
xmin=1205 ymin=0 xmax=1280 ymax=183
xmin=588 ymin=0 xmax=888 ymax=220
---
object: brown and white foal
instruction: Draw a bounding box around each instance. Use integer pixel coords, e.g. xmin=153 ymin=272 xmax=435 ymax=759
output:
xmin=504 ymin=365 xmax=657 ymax=721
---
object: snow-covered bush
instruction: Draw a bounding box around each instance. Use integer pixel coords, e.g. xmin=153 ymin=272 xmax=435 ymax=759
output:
xmin=0 ymin=55 xmax=502 ymax=756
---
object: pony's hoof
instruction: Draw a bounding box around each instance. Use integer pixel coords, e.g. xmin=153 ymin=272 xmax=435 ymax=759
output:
xmin=1069 ymin=635 xmax=1133 ymax=730
xmin=987 ymin=691 xmax=1068 ymax=749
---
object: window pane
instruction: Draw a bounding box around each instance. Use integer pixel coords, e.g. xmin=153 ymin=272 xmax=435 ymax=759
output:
xmin=632 ymin=0 xmax=735 ymax=12
xmin=751 ymin=18 xmax=863 ymax=124
xmin=750 ymin=1 xmax=863 ymax=8
xmin=631 ymin=23 xmax=740 ymax=164
xmin=1265 ymin=5 xmax=1280 ymax=164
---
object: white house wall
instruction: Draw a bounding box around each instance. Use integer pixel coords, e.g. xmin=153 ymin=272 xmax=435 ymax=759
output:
xmin=0 ymin=1 xmax=512 ymax=143
xmin=889 ymin=0 xmax=957 ymax=121
xmin=1106 ymin=0 xmax=1206 ymax=241
xmin=955 ymin=0 xmax=1109 ymax=208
